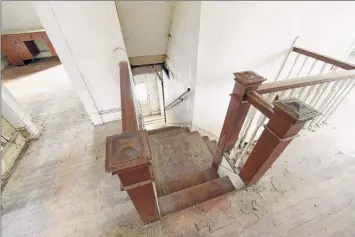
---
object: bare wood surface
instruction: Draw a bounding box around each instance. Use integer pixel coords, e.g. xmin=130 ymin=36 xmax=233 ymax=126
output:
xmin=293 ymin=47 xmax=355 ymax=70
xmin=257 ymin=69 xmax=355 ymax=94
xmin=245 ymin=92 xmax=274 ymax=118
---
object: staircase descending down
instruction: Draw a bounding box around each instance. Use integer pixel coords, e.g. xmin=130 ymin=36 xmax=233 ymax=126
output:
xmin=148 ymin=126 xmax=236 ymax=216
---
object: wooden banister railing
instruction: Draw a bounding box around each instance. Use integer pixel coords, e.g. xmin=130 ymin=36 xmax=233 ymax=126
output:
xmin=258 ymin=69 xmax=355 ymax=94
xmin=105 ymin=61 xmax=160 ymax=223
xmin=120 ymin=61 xmax=139 ymax=132
xmin=216 ymin=48 xmax=355 ymax=185
xmin=293 ymin=47 xmax=355 ymax=70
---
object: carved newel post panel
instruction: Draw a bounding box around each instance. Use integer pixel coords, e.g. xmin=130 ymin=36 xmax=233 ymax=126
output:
xmin=105 ymin=130 xmax=160 ymax=223
xmin=215 ymin=71 xmax=266 ymax=169
xmin=239 ymin=99 xmax=321 ymax=184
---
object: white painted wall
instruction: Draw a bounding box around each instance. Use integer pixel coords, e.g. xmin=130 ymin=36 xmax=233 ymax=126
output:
xmin=1 ymin=1 xmax=42 ymax=31
xmin=33 ymin=1 xmax=129 ymax=125
xmin=192 ymin=1 xmax=355 ymax=136
xmin=165 ymin=1 xmax=201 ymax=124
xmin=116 ymin=1 xmax=172 ymax=57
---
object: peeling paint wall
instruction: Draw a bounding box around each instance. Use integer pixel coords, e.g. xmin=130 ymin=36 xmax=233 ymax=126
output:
xmin=165 ymin=1 xmax=201 ymax=124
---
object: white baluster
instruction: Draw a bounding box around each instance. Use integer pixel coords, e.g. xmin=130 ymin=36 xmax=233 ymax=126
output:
xmin=310 ymin=79 xmax=347 ymax=127
xmin=323 ymin=79 xmax=355 ymax=124
xmin=286 ymin=54 xmax=300 ymax=79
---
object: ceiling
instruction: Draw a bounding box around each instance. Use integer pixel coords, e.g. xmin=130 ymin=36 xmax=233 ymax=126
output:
xmin=116 ymin=1 xmax=174 ymax=65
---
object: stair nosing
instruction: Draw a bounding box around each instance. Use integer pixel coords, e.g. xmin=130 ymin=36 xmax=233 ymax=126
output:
xmin=158 ymin=176 xmax=235 ymax=216
xmin=159 ymin=176 xmax=232 ymax=197
xmin=157 ymin=167 xmax=220 ymax=197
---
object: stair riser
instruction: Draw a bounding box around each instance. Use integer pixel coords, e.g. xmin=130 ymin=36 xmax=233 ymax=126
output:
xmin=158 ymin=176 xmax=235 ymax=216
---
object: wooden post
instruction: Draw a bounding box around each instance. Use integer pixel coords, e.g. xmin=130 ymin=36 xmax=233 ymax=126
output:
xmin=215 ymin=72 xmax=266 ymax=168
xmin=239 ymin=98 xmax=321 ymax=184
xmin=105 ymin=130 xmax=160 ymax=223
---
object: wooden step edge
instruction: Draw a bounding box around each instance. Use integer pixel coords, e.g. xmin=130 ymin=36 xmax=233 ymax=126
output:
xmin=202 ymin=136 xmax=211 ymax=142
xmin=157 ymin=167 xmax=219 ymax=197
xmin=147 ymin=126 xmax=182 ymax=135
xmin=158 ymin=176 xmax=235 ymax=217
xmin=203 ymin=136 xmax=222 ymax=169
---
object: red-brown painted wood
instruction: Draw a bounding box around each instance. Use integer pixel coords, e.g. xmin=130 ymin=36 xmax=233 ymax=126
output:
xmin=239 ymin=98 xmax=321 ymax=184
xmin=216 ymin=71 xmax=266 ymax=168
xmin=293 ymin=47 xmax=355 ymax=70
xmin=157 ymin=167 xmax=219 ymax=197
xmin=105 ymin=61 xmax=160 ymax=223
xmin=246 ymin=91 xmax=274 ymax=118
xmin=125 ymin=180 xmax=160 ymax=224
xmin=158 ymin=176 xmax=235 ymax=216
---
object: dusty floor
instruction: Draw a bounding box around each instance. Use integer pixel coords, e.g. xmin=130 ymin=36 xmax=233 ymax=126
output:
xmin=2 ymin=59 xmax=355 ymax=236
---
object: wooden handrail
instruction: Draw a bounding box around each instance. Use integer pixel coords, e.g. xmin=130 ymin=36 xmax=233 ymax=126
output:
xmin=119 ymin=61 xmax=139 ymax=132
xmin=257 ymin=69 xmax=355 ymax=94
xmin=245 ymin=92 xmax=274 ymax=118
xmin=293 ymin=47 xmax=355 ymax=70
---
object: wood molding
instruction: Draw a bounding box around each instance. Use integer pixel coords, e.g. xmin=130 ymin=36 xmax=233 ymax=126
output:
xmin=216 ymin=71 xmax=266 ymax=168
xmin=293 ymin=47 xmax=355 ymax=70
xmin=257 ymin=69 xmax=355 ymax=94
xmin=131 ymin=64 xmax=162 ymax=76
xmin=129 ymin=54 xmax=166 ymax=66
xmin=245 ymin=91 xmax=274 ymax=118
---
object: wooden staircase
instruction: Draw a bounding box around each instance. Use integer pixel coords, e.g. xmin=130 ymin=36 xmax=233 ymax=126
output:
xmin=107 ymin=57 xmax=355 ymax=224
xmin=149 ymin=126 xmax=236 ymax=217
xmin=105 ymin=62 xmax=237 ymax=223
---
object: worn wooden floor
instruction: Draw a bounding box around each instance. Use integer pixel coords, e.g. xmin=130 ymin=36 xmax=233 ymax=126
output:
xmin=2 ymin=59 xmax=355 ymax=236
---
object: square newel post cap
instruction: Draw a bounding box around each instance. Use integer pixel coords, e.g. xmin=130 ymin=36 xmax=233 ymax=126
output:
xmin=234 ymin=71 xmax=267 ymax=90
xmin=273 ymin=98 xmax=321 ymax=124
xmin=105 ymin=130 xmax=151 ymax=174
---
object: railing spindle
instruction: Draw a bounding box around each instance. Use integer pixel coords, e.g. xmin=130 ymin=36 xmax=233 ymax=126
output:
xmin=309 ymin=79 xmax=346 ymax=127
xmin=317 ymin=79 xmax=353 ymax=125
xmin=286 ymin=53 xmax=301 ymax=79
xmin=323 ymin=80 xmax=355 ymax=123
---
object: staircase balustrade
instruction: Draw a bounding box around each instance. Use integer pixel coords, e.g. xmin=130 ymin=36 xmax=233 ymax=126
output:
xmin=105 ymin=61 xmax=160 ymax=223
xmin=218 ymin=48 xmax=355 ymax=184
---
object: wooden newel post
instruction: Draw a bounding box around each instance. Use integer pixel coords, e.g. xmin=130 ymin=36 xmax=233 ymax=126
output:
xmin=239 ymin=98 xmax=321 ymax=184
xmin=215 ymin=72 xmax=266 ymax=168
xmin=105 ymin=130 xmax=160 ymax=223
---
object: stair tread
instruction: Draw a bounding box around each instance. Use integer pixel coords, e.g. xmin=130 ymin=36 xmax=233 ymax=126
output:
xmin=157 ymin=167 xmax=219 ymax=197
xmin=158 ymin=176 xmax=235 ymax=216
xmin=148 ymin=126 xmax=189 ymax=136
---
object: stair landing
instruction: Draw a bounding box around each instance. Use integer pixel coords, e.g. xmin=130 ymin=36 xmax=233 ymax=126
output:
xmin=149 ymin=127 xmax=214 ymax=194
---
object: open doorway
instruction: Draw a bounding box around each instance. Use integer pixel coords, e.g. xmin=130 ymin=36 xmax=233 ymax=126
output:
xmin=133 ymin=72 xmax=165 ymax=129
xmin=1 ymin=2 xmax=88 ymax=181
xmin=1 ymin=2 xmax=81 ymax=127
